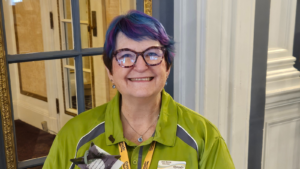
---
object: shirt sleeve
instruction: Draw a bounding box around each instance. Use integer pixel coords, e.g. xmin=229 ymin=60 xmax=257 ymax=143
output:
xmin=43 ymin=134 xmax=74 ymax=169
xmin=199 ymin=137 xmax=235 ymax=169
xmin=43 ymin=134 xmax=60 ymax=169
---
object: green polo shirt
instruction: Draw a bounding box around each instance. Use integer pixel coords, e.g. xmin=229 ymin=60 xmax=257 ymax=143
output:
xmin=43 ymin=90 xmax=235 ymax=169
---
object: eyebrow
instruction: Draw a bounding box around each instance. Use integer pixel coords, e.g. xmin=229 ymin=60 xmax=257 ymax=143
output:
xmin=114 ymin=46 xmax=163 ymax=52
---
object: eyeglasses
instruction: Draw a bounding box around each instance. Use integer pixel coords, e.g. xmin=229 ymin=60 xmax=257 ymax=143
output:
xmin=112 ymin=46 xmax=165 ymax=68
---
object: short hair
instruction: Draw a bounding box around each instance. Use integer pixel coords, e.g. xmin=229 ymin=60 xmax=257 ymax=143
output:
xmin=103 ymin=10 xmax=175 ymax=73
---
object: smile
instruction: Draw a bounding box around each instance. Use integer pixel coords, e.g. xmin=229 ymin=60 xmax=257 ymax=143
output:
xmin=129 ymin=77 xmax=154 ymax=81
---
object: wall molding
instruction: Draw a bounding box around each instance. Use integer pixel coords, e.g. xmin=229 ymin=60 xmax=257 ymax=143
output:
xmin=265 ymin=96 xmax=300 ymax=110
xmin=267 ymin=70 xmax=300 ymax=81
xmin=265 ymin=0 xmax=300 ymax=112
xmin=267 ymin=57 xmax=296 ymax=72
xmin=262 ymin=117 xmax=300 ymax=169
xmin=266 ymin=86 xmax=300 ymax=96
xmin=262 ymin=0 xmax=300 ymax=168
xmin=268 ymin=0 xmax=296 ymax=51
xmin=174 ymin=0 xmax=256 ymax=168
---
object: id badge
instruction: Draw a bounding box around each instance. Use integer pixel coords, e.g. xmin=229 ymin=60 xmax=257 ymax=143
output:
xmin=157 ymin=160 xmax=186 ymax=169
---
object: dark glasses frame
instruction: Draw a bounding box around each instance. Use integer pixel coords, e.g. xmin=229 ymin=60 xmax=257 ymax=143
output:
xmin=112 ymin=46 xmax=166 ymax=68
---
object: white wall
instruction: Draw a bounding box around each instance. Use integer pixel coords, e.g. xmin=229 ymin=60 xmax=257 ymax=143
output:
xmin=174 ymin=0 xmax=256 ymax=168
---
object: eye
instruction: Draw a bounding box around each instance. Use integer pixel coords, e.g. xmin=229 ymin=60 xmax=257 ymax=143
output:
xmin=120 ymin=53 xmax=133 ymax=58
xmin=116 ymin=51 xmax=135 ymax=59
xmin=144 ymin=48 xmax=163 ymax=59
xmin=145 ymin=52 xmax=159 ymax=60
xmin=149 ymin=56 xmax=158 ymax=60
xmin=147 ymin=52 xmax=159 ymax=56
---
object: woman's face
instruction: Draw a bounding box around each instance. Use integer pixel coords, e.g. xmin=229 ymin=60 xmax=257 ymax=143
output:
xmin=106 ymin=32 xmax=170 ymax=99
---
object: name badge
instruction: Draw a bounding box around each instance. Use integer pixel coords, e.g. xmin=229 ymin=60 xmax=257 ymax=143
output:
xmin=157 ymin=160 xmax=186 ymax=169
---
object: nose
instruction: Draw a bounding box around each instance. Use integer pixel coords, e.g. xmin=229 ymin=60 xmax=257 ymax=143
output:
xmin=134 ymin=54 xmax=148 ymax=71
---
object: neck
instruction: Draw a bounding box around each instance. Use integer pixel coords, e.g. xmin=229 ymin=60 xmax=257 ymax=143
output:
xmin=120 ymin=93 xmax=161 ymax=145
xmin=121 ymin=93 xmax=161 ymax=121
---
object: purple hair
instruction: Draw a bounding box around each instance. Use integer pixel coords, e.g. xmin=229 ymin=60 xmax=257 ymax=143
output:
xmin=103 ymin=10 xmax=175 ymax=72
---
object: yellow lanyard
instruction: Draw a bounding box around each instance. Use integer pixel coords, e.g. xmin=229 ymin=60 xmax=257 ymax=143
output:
xmin=118 ymin=141 xmax=156 ymax=169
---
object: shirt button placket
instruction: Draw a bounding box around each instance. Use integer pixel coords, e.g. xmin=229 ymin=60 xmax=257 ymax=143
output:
xmin=131 ymin=147 xmax=139 ymax=169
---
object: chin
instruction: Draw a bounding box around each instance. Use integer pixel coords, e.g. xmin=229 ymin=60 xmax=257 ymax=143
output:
xmin=127 ymin=89 xmax=160 ymax=99
xmin=131 ymin=92 xmax=155 ymax=98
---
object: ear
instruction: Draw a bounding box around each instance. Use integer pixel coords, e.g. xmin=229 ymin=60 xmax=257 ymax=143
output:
xmin=105 ymin=67 xmax=113 ymax=82
xmin=166 ymin=66 xmax=171 ymax=78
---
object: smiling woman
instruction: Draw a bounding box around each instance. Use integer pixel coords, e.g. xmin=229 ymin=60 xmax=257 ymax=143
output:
xmin=43 ymin=10 xmax=235 ymax=169
xmin=107 ymin=32 xmax=170 ymax=101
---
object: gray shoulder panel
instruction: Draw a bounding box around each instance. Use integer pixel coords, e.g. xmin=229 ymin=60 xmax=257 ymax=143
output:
xmin=176 ymin=125 xmax=198 ymax=152
xmin=76 ymin=122 xmax=105 ymax=152
xmin=70 ymin=122 xmax=105 ymax=169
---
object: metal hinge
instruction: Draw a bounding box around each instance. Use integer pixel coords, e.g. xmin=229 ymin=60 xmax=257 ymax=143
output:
xmin=56 ymin=98 xmax=59 ymax=114
xmin=50 ymin=12 xmax=54 ymax=29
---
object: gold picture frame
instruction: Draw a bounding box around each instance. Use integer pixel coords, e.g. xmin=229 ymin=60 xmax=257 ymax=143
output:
xmin=144 ymin=0 xmax=152 ymax=16
xmin=0 ymin=8 xmax=17 ymax=169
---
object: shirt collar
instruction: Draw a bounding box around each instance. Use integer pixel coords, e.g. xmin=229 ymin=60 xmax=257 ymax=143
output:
xmin=105 ymin=90 xmax=178 ymax=147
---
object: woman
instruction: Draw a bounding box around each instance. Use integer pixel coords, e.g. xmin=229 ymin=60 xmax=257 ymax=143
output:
xmin=44 ymin=10 xmax=235 ymax=169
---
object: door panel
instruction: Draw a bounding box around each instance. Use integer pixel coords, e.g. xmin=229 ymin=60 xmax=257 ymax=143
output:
xmin=264 ymin=115 xmax=300 ymax=169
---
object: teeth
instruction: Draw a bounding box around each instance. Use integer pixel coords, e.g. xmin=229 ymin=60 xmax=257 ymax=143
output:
xmin=130 ymin=78 xmax=151 ymax=81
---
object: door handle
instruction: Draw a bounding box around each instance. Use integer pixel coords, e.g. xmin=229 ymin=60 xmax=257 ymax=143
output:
xmin=91 ymin=11 xmax=97 ymax=37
